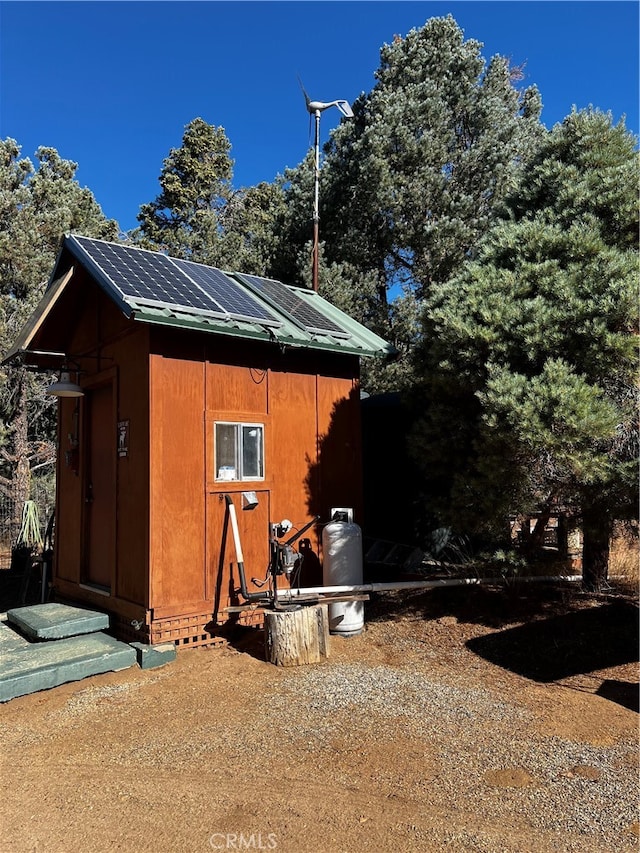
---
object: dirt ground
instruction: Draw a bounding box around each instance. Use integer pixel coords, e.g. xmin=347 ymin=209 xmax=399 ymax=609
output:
xmin=0 ymin=582 xmax=638 ymax=853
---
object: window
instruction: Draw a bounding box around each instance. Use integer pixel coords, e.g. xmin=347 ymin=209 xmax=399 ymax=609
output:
xmin=215 ymin=422 xmax=264 ymax=481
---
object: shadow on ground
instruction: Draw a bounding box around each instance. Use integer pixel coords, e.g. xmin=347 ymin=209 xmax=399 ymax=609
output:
xmin=365 ymin=582 xmax=591 ymax=630
xmin=207 ymin=619 xmax=267 ymax=662
xmin=465 ymin=599 xmax=638 ymax=689
xmin=365 ymin=582 xmax=639 ymax=712
xmin=595 ymin=678 xmax=640 ymax=713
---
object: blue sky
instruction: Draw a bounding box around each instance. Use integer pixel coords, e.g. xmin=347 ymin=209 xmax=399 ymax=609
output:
xmin=1 ymin=1 xmax=638 ymax=233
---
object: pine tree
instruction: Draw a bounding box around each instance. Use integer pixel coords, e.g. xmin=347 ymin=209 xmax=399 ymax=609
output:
xmin=136 ymin=117 xmax=286 ymax=273
xmin=299 ymin=15 xmax=544 ymax=392
xmin=410 ymin=109 xmax=639 ymax=589
xmin=0 ymin=140 xmax=117 ymax=528
xmin=136 ymin=118 xmax=234 ymax=263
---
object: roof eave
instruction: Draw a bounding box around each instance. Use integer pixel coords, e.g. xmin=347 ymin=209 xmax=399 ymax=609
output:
xmin=1 ymin=266 xmax=76 ymax=366
xmin=130 ymin=309 xmax=392 ymax=358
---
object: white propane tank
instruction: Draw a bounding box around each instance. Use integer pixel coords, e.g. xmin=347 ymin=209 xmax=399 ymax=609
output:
xmin=322 ymin=516 xmax=364 ymax=636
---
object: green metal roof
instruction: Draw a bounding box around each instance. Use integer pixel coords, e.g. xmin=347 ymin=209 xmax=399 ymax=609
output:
xmin=7 ymin=235 xmax=395 ymax=362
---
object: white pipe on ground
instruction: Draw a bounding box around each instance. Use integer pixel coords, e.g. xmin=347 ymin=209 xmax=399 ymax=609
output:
xmin=274 ymin=575 xmax=582 ymax=600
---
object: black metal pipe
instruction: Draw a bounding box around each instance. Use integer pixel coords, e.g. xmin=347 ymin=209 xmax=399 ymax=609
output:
xmin=284 ymin=515 xmax=320 ymax=547
xmin=224 ymin=495 xmax=271 ymax=604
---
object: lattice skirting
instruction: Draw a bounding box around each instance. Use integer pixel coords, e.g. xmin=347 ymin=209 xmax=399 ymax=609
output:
xmin=149 ymin=612 xmax=222 ymax=648
xmin=112 ymin=608 xmax=264 ymax=648
xmin=111 ymin=614 xmax=151 ymax=645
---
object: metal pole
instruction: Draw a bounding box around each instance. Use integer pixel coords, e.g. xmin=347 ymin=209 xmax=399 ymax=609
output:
xmin=268 ymin=574 xmax=583 ymax=601
xmin=312 ymin=108 xmax=321 ymax=293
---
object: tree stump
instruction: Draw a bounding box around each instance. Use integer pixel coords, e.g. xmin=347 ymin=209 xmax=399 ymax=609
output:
xmin=264 ymin=604 xmax=330 ymax=666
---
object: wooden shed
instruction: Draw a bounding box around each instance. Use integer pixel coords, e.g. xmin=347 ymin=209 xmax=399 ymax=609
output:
xmin=4 ymin=235 xmax=394 ymax=647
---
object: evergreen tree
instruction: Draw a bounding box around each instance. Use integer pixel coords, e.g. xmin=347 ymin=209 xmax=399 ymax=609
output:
xmin=135 ymin=19 xmax=543 ymax=392
xmin=136 ymin=117 xmax=287 ymax=273
xmin=0 ymin=139 xmax=117 ymax=527
xmin=136 ymin=118 xmax=234 ymax=263
xmin=219 ymin=180 xmax=288 ymax=275
xmin=409 ymin=109 xmax=639 ymax=589
xmin=278 ymin=15 xmax=544 ymax=392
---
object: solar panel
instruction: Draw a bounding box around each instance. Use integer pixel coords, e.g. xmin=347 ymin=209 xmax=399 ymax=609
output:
xmin=171 ymin=258 xmax=280 ymax=326
xmin=237 ymin=274 xmax=350 ymax=338
xmin=72 ymin=236 xmax=225 ymax=315
xmin=71 ymin=237 xmax=281 ymax=327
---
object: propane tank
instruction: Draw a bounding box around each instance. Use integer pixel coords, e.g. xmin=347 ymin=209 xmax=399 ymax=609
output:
xmin=322 ymin=512 xmax=364 ymax=636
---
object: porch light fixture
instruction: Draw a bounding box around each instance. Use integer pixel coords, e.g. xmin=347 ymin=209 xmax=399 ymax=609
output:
xmin=46 ymin=369 xmax=84 ymax=398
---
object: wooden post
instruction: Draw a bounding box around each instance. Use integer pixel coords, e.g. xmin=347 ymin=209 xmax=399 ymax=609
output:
xmin=264 ymin=604 xmax=330 ymax=666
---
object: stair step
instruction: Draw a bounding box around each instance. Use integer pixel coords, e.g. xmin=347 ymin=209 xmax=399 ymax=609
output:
xmin=0 ymin=628 xmax=137 ymax=703
xmin=7 ymin=602 xmax=110 ymax=641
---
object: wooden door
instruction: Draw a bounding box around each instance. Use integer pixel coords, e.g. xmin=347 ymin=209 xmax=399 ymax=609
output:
xmin=82 ymin=380 xmax=116 ymax=590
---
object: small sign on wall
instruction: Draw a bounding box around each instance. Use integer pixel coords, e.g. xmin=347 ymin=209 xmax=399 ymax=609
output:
xmin=117 ymin=420 xmax=129 ymax=457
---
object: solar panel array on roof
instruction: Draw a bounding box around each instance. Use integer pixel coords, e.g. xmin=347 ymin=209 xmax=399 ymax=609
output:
xmin=237 ymin=274 xmax=350 ymax=338
xmin=73 ymin=235 xmax=220 ymax=313
xmin=171 ymin=258 xmax=278 ymax=324
xmin=71 ymin=236 xmax=281 ymax=327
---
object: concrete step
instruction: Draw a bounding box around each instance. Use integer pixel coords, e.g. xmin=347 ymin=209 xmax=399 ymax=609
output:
xmin=0 ymin=624 xmax=137 ymax=703
xmin=0 ymin=619 xmax=30 ymax=654
xmin=7 ymin=602 xmax=110 ymax=641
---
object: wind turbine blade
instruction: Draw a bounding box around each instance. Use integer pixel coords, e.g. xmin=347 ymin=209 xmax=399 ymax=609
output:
xmin=335 ymin=100 xmax=354 ymax=118
xmin=297 ymin=75 xmax=311 ymax=110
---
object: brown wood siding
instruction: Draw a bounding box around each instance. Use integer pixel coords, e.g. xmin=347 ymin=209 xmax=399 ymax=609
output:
xmin=52 ymin=282 xmax=151 ymax=619
xmin=81 ymin=373 xmax=116 ymax=588
xmin=33 ymin=265 xmax=93 ymax=357
xmin=48 ymin=298 xmax=366 ymax=638
xmin=204 ymin=360 xmax=271 ymax=618
xmin=267 ymin=370 xmax=318 ymax=543
xmin=207 ymin=488 xmax=271 ymax=622
xmin=316 ymin=376 xmax=364 ymax=526
xmin=199 ymin=352 xmax=364 ymax=617
xmin=113 ymin=329 xmax=150 ymax=607
xmin=206 ymin=362 xmax=268 ymax=414
xmin=149 ymin=354 xmax=206 ymax=612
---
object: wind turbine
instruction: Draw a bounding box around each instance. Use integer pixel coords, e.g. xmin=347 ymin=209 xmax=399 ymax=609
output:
xmin=300 ymin=79 xmax=354 ymax=292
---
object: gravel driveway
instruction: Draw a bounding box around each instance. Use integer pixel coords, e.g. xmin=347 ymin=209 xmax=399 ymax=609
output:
xmin=0 ymin=584 xmax=637 ymax=853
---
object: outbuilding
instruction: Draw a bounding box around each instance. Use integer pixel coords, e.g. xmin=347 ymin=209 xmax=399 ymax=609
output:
xmin=4 ymin=235 xmax=394 ymax=646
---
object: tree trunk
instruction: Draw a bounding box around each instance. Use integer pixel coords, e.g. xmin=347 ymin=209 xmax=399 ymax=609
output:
xmin=264 ymin=604 xmax=330 ymax=666
xmin=529 ymin=506 xmax=552 ymax=550
xmin=581 ymin=506 xmax=612 ymax=592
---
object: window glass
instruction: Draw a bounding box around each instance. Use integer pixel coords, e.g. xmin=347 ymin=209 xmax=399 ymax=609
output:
xmin=242 ymin=425 xmax=263 ymax=479
xmin=215 ymin=423 xmax=237 ymax=480
xmin=215 ymin=422 xmax=264 ymax=481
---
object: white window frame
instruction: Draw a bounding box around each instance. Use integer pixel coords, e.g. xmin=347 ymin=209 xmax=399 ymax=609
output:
xmin=214 ymin=421 xmax=265 ymax=482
